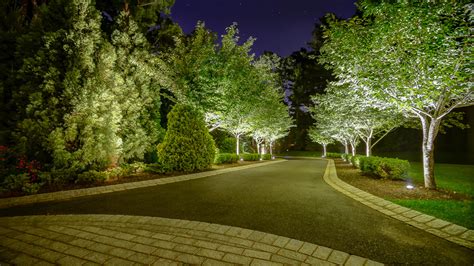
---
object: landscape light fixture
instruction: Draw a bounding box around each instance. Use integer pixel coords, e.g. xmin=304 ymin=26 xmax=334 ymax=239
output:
xmin=406 ymin=184 xmax=414 ymax=190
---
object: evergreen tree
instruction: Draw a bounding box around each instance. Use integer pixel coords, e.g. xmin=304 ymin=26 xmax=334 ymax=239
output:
xmin=111 ymin=9 xmax=166 ymax=162
xmin=157 ymin=104 xmax=216 ymax=172
xmin=16 ymin=0 xmax=121 ymax=172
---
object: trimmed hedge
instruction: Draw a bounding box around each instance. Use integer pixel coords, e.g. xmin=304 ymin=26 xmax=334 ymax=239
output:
xmin=241 ymin=153 xmax=260 ymax=161
xmin=345 ymin=155 xmax=410 ymax=180
xmin=326 ymin=152 xmax=342 ymax=158
xmin=262 ymin=154 xmax=272 ymax=160
xmin=214 ymin=153 xmax=239 ymax=164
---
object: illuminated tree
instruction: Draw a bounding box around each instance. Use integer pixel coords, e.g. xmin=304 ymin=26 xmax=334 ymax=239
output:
xmin=111 ymin=10 xmax=167 ymax=161
xmin=46 ymin=0 xmax=123 ymax=171
xmin=308 ymin=127 xmax=334 ymax=157
xmin=166 ymin=22 xmax=222 ymax=113
xmin=157 ymin=104 xmax=216 ymax=172
xmin=320 ymin=1 xmax=473 ymax=188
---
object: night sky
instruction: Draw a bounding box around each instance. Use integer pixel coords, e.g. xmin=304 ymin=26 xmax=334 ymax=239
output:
xmin=170 ymin=0 xmax=358 ymax=57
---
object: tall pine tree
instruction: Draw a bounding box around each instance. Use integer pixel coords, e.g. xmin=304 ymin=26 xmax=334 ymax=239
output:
xmin=111 ymin=8 xmax=166 ymax=162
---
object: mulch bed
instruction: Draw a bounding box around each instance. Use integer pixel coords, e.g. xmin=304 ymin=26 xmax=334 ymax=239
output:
xmin=0 ymin=160 xmax=262 ymax=199
xmin=334 ymin=159 xmax=470 ymax=201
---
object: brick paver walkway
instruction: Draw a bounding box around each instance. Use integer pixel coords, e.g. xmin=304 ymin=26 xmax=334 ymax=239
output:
xmin=0 ymin=215 xmax=382 ymax=265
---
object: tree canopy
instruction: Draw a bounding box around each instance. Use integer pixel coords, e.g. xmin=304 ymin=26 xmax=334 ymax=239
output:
xmin=318 ymin=0 xmax=473 ymax=188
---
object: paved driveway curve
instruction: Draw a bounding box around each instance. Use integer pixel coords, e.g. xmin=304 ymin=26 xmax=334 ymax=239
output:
xmin=1 ymin=158 xmax=473 ymax=264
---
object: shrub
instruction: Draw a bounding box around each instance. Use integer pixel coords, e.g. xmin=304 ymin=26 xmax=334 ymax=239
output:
xmin=214 ymin=153 xmax=239 ymax=164
xmin=157 ymin=105 xmax=216 ymax=172
xmin=351 ymin=155 xmax=362 ymax=168
xmin=341 ymin=153 xmax=354 ymax=162
xmin=241 ymin=153 xmax=260 ymax=161
xmin=216 ymin=137 xmax=236 ymax=153
xmin=76 ymin=170 xmax=108 ymax=184
xmin=262 ymin=154 xmax=272 ymax=160
xmin=357 ymin=156 xmax=410 ymax=180
xmin=144 ymin=163 xmax=166 ymax=174
xmin=326 ymin=152 xmax=342 ymax=158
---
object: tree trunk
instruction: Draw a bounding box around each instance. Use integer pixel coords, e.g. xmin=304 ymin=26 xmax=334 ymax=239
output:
xmin=365 ymin=137 xmax=371 ymax=157
xmin=236 ymin=135 xmax=240 ymax=155
xmin=270 ymin=142 xmax=273 ymax=157
xmin=420 ymin=116 xmax=440 ymax=189
xmin=322 ymin=144 xmax=327 ymax=157
xmin=344 ymin=141 xmax=349 ymax=154
xmin=256 ymin=143 xmax=260 ymax=155
xmin=350 ymin=142 xmax=356 ymax=156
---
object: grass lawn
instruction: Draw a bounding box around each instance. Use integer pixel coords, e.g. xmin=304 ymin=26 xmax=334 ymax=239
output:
xmin=335 ymin=158 xmax=474 ymax=229
xmin=391 ymin=199 xmax=474 ymax=229
xmin=397 ymin=162 xmax=474 ymax=229
xmin=408 ymin=162 xmax=474 ymax=197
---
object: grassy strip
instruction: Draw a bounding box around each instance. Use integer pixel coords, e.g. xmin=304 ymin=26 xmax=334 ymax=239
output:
xmin=408 ymin=162 xmax=474 ymax=197
xmin=391 ymin=199 xmax=474 ymax=229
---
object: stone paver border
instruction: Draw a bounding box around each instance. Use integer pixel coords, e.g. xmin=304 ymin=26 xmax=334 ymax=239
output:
xmin=0 ymin=160 xmax=285 ymax=209
xmin=0 ymin=214 xmax=383 ymax=265
xmin=323 ymin=159 xmax=474 ymax=250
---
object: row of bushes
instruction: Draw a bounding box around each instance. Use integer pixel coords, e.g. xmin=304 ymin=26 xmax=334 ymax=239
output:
xmin=326 ymin=152 xmax=343 ymax=158
xmin=341 ymin=154 xmax=410 ymax=180
xmin=0 ymin=162 xmax=147 ymax=195
xmin=214 ymin=153 xmax=273 ymax=164
xmin=214 ymin=153 xmax=240 ymax=164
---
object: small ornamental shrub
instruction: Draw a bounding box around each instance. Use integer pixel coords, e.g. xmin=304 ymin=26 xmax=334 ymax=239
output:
xmin=341 ymin=153 xmax=349 ymax=161
xmin=241 ymin=153 xmax=260 ymax=161
xmin=0 ymin=146 xmax=44 ymax=194
xmin=351 ymin=155 xmax=367 ymax=169
xmin=356 ymin=156 xmax=410 ymax=180
xmin=262 ymin=154 xmax=272 ymax=160
xmin=76 ymin=170 xmax=108 ymax=184
xmin=157 ymin=105 xmax=216 ymax=172
xmin=144 ymin=163 xmax=166 ymax=174
xmin=214 ymin=153 xmax=239 ymax=164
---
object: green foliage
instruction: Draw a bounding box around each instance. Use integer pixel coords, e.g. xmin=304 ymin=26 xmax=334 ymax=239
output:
xmin=144 ymin=163 xmax=166 ymax=174
xmin=241 ymin=153 xmax=260 ymax=161
xmin=1 ymin=173 xmax=29 ymax=192
xmin=157 ymin=104 xmax=216 ymax=172
xmin=356 ymin=156 xmax=410 ymax=180
xmin=111 ymin=11 xmax=165 ymax=162
xmin=76 ymin=170 xmax=108 ymax=184
xmin=214 ymin=153 xmax=239 ymax=164
xmin=326 ymin=152 xmax=342 ymax=158
xmin=261 ymin=154 xmax=272 ymax=160
xmin=350 ymin=155 xmax=362 ymax=168
xmin=341 ymin=153 xmax=350 ymax=161
xmin=215 ymin=137 xmax=236 ymax=154
xmin=319 ymin=1 xmax=473 ymax=187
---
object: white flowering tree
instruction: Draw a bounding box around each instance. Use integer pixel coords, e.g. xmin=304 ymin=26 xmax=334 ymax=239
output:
xmin=308 ymin=127 xmax=334 ymax=157
xmin=320 ymin=1 xmax=473 ymax=188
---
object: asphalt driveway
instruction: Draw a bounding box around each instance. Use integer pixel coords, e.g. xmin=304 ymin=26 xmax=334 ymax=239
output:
xmin=1 ymin=158 xmax=473 ymax=264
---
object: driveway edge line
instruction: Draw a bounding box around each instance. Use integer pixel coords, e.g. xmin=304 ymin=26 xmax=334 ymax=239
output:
xmin=0 ymin=160 xmax=286 ymax=209
xmin=322 ymin=159 xmax=474 ymax=250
